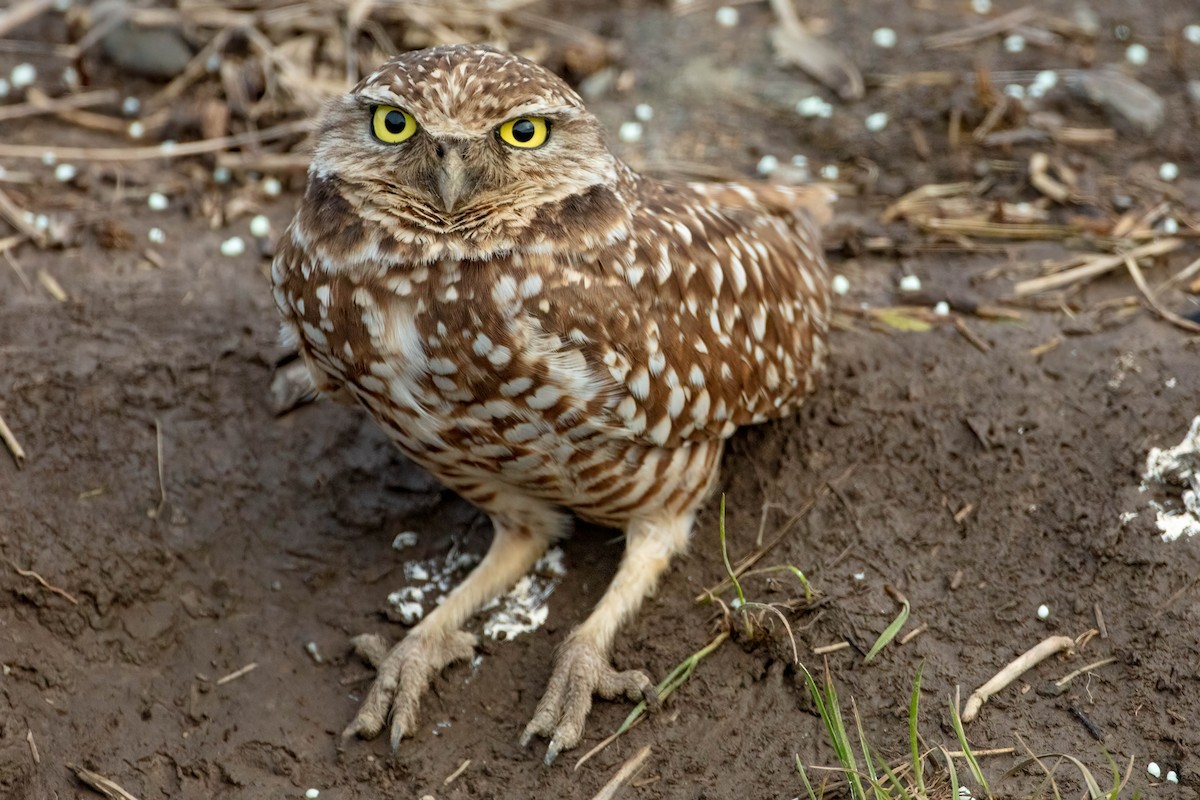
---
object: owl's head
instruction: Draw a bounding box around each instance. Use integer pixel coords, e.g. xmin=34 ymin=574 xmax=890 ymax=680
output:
xmin=305 ymin=45 xmax=626 ymax=260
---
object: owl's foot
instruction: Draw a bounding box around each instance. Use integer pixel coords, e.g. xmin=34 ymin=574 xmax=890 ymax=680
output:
xmin=343 ymin=630 xmax=477 ymax=750
xmin=519 ymin=636 xmax=656 ymax=765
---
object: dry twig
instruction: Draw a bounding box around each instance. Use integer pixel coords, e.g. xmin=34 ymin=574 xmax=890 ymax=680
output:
xmin=70 ymin=765 xmax=143 ymax=800
xmin=0 ymin=410 xmax=26 ymax=468
xmin=588 ymin=745 xmax=651 ymax=800
xmin=7 ymin=560 xmax=79 ymax=604
xmin=962 ymin=635 xmax=1075 ymax=722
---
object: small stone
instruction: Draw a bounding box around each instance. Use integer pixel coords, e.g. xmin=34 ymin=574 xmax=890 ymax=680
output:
xmin=1186 ymin=24 xmax=1200 ymax=45
xmin=618 ymin=121 xmax=643 ymax=143
xmin=1166 ymin=770 xmax=1178 ymax=784
xmin=10 ymin=63 xmax=37 ymax=89
xmin=1162 ymin=218 xmax=1179 ymax=235
xmin=147 ymin=192 xmax=169 ymax=211
xmin=220 ymin=236 xmax=246 ymax=257
xmin=714 ymin=6 xmax=739 ymax=27
xmin=791 ymin=154 xmax=808 ymax=168
xmin=934 ymin=301 xmax=950 ymax=317
xmin=262 ymin=176 xmax=282 ymax=197
xmin=865 ymin=111 xmax=889 ymax=132
xmin=971 ymin=0 xmax=992 ymax=13
xmin=1033 ymin=70 xmax=1059 ymax=91
xmin=756 ymin=154 xmax=779 ymax=176
xmin=1126 ymin=43 xmax=1149 ymax=66
xmin=1147 ymin=762 xmax=1161 ymax=779
xmin=54 ymin=164 xmax=77 ymax=182
xmin=1004 ymin=34 xmax=1026 ymax=53
xmin=872 ymin=27 xmax=897 ymax=48
xmin=148 ymin=227 xmax=166 ymax=244
xmin=1037 ymin=604 xmax=1050 ymax=620
xmin=1004 ymin=84 xmax=1026 ymax=99
xmin=305 ymin=789 xmax=320 ymax=799
xmin=34 ymin=214 xmax=50 ymax=231
xmin=122 ymin=96 xmax=141 ymax=115
xmin=1159 ymin=162 xmax=1180 ymax=182
xmin=819 ymin=164 xmax=839 ymax=180
xmin=899 ymin=275 xmax=921 ymax=293
xmin=831 ymin=275 xmax=850 ymax=296
xmin=160 ymin=140 xmax=177 ymax=155
xmin=796 ymin=95 xmax=833 ymax=118
xmin=249 ymin=215 xmax=271 ymax=238
xmin=634 ymin=103 xmax=654 ymax=122
xmin=128 ymin=121 xmax=145 ymax=139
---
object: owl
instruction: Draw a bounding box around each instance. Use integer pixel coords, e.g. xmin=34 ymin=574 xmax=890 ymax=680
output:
xmin=272 ymin=44 xmax=833 ymax=764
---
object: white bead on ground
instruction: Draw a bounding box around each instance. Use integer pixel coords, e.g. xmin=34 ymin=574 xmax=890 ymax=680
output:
xmin=1186 ymin=24 xmax=1200 ymax=45
xmin=148 ymin=228 xmax=166 ymax=244
xmin=865 ymin=111 xmax=889 ymax=132
xmin=213 ymin=166 xmax=231 ymax=184
xmin=41 ymin=152 xmax=56 ymax=166
xmin=305 ymin=789 xmax=320 ymax=799
xmin=819 ymin=164 xmax=839 ymax=180
xmin=971 ymin=0 xmax=992 ymax=13
xmin=249 ymin=215 xmax=271 ymax=238
xmin=54 ymin=164 xmax=76 ymax=182
xmin=715 ymin=6 xmax=739 ymax=27
xmin=10 ymin=63 xmax=36 ymax=89
xmin=263 ymin=176 xmax=282 ymax=197
xmin=1159 ymin=162 xmax=1180 ymax=181
xmin=934 ymin=301 xmax=950 ymax=317
xmin=1126 ymin=43 xmax=1149 ymax=65
xmin=1037 ymin=604 xmax=1050 ymax=620
xmin=756 ymin=154 xmax=779 ymax=176
xmin=634 ymin=103 xmax=653 ymax=122
xmin=61 ymin=66 xmax=79 ymax=86
xmin=1162 ymin=218 xmax=1179 ymax=235
xmin=0 ymin=79 xmax=9 ymax=98
xmin=1004 ymin=34 xmax=1025 ymax=52
xmin=872 ymin=27 xmax=897 ymax=48
xmin=147 ymin=192 xmax=169 ymax=211
xmin=122 ymin=96 xmax=141 ymax=115
xmin=220 ymin=237 xmax=246 ymax=257
xmin=1033 ymin=70 xmax=1059 ymax=91
xmin=128 ymin=121 xmax=145 ymax=139
xmin=1004 ymin=84 xmax=1026 ymax=99
xmin=1166 ymin=771 xmax=1178 ymax=784
xmin=1147 ymin=762 xmax=1161 ymax=779
xmin=831 ymin=275 xmax=850 ymax=296
xmin=618 ymin=121 xmax=643 ymax=143
xmin=899 ymin=275 xmax=921 ymax=292
xmin=796 ymin=96 xmax=833 ymax=118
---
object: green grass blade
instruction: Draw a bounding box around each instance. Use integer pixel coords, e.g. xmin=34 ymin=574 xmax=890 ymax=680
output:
xmin=795 ymin=754 xmax=820 ymax=800
xmin=718 ymin=494 xmax=745 ymax=606
xmin=864 ymin=595 xmax=909 ymax=663
xmin=949 ymin=694 xmax=990 ymax=796
xmin=908 ymin=663 xmax=926 ymax=797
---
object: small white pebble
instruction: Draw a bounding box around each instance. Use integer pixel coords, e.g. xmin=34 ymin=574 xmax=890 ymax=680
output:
xmin=395 ymin=600 xmax=424 ymax=625
xmin=634 ymin=103 xmax=654 ymax=122
xmin=147 ymin=192 xmax=169 ymax=211
xmin=796 ymin=95 xmax=833 ymax=118
xmin=1147 ymin=762 xmax=1161 ymax=779
xmin=54 ymin=163 xmax=76 ymax=182
xmin=790 ymin=154 xmax=808 ymax=168
xmin=899 ymin=274 xmax=922 ymax=292
xmin=971 ymin=0 xmax=992 ymax=13
xmin=206 ymin=54 xmax=221 ymax=73
xmin=1166 ymin=377 xmax=1178 ymax=389
xmin=219 ymin=236 xmax=246 ymax=257
xmin=1159 ymin=162 xmax=1180 ymax=182
xmin=148 ymin=227 xmax=165 ymax=244
xmin=1037 ymin=604 xmax=1050 ymax=620
xmin=1126 ymin=43 xmax=1149 ymax=66
xmin=10 ymin=63 xmax=36 ymax=89
xmin=54 ymin=0 xmax=73 ymax=10
xmin=756 ymin=154 xmax=779 ymax=176
xmin=853 ymin=571 xmax=866 ymax=581
xmin=122 ymin=96 xmax=141 ymax=115
xmin=714 ymin=6 xmax=739 ymax=27
xmin=392 ymin=531 xmax=419 ymax=550
xmin=1167 ymin=770 xmax=1178 ymax=784
xmin=304 ymin=641 xmax=322 ymax=663
xmin=160 ymin=140 xmax=177 ymax=155
xmin=831 ymin=274 xmax=850 ymax=296
xmin=1027 ymin=83 xmax=1047 ymax=100
xmin=1162 ymin=218 xmax=1179 ymax=235
xmin=61 ymin=66 xmax=79 ymax=86
xmin=262 ymin=176 xmax=282 ymax=197
xmin=34 ymin=214 xmax=50 ymax=231
xmin=1004 ymin=83 xmax=1026 ymax=99
xmin=128 ymin=121 xmax=145 ymax=139
xmin=1004 ymin=34 xmax=1026 ymax=53
xmin=617 ymin=120 xmax=643 ymax=143
xmin=865 ymin=111 xmax=889 ymax=132
xmin=406 ymin=563 xmax=430 ymax=582
xmin=305 ymin=789 xmax=320 ymax=799
xmin=819 ymin=164 xmax=839 ymax=180
xmin=249 ymin=214 xmax=271 ymax=238
xmin=1186 ymin=24 xmax=1200 ymax=45
xmin=872 ymin=27 xmax=897 ymax=48
xmin=212 ymin=166 xmax=231 ymax=184
xmin=1033 ymin=70 xmax=1059 ymax=91
xmin=934 ymin=301 xmax=950 ymax=317
xmin=41 ymin=152 xmax=56 ymax=166
xmin=0 ymin=79 xmax=9 ymax=98
xmin=729 ymin=596 xmax=742 ymax=609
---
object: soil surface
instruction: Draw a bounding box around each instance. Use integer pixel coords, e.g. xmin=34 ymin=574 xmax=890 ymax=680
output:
xmin=3 ymin=2 xmax=1200 ymax=799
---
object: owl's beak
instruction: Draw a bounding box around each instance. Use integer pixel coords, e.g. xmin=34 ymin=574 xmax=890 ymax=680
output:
xmin=436 ymin=147 xmax=471 ymax=213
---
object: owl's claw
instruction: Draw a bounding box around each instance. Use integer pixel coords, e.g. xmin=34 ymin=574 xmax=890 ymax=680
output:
xmin=520 ymin=636 xmax=653 ymax=764
xmin=343 ymin=629 xmax=478 ymax=749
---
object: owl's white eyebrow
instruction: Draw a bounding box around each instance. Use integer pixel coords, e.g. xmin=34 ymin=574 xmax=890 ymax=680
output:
xmin=355 ymin=88 xmax=407 ymax=107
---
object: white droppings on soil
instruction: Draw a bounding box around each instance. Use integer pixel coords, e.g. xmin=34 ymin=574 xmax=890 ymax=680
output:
xmin=481 ymin=548 xmax=567 ymax=640
xmin=1141 ymin=416 xmax=1200 ymax=541
xmin=392 ymin=531 xmax=419 ymax=550
xmin=148 ymin=227 xmax=165 ymax=244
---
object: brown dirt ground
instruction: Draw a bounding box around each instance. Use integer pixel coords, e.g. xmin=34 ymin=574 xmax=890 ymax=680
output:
xmin=3 ymin=2 xmax=1200 ymax=799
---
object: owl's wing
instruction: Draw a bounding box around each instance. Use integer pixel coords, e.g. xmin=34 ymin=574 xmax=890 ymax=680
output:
xmin=533 ymin=180 xmax=833 ymax=450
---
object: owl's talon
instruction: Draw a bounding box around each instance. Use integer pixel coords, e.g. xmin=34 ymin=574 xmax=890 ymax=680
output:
xmin=521 ymin=636 xmax=651 ymax=762
xmin=344 ymin=630 xmax=478 ymax=749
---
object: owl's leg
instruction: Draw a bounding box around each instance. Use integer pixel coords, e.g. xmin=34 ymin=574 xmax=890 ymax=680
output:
xmin=345 ymin=500 xmax=564 ymax=750
xmin=520 ymin=512 xmax=693 ymax=764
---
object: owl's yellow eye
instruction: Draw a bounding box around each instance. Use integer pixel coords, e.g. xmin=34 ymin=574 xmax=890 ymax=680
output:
xmin=497 ymin=116 xmax=550 ymax=149
xmin=371 ymin=105 xmax=417 ymax=144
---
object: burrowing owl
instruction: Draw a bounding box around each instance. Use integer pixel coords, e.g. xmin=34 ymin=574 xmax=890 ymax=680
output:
xmin=272 ymin=44 xmax=832 ymax=763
